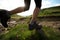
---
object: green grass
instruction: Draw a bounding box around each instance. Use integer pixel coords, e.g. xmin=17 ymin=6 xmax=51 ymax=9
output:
xmin=38 ymin=6 xmax=60 ymax=17
xmin=0 ymin=6 xmax=60 ymax=40
xmin=0 ymin=23 xmax=60 ymax=40
xmin=0 ymin=24 xmax=32 ymax=40
xmin=43 ymin=26 xmax=60 ymax=40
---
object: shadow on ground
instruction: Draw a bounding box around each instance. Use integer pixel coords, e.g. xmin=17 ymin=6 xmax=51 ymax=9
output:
xmin=25 ymin=29 xmax=48 ymax=40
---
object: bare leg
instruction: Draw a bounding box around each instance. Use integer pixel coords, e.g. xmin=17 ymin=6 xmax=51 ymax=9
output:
xmin=29 ymin=0 xmax=42 ymax=30
xmin=10 ymin=0 xmax=31 ymax=14
xmin=31 ymin=0 xmax=42 ymax=22
xmin=31 ymin=7 xmax=40 ymax=22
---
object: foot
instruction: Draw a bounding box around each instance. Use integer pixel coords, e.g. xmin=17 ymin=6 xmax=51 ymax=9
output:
xmin=29 ymin=21 xmax=42 ymax=30
xmin=0 ymin=9 xmax=11 ymax=27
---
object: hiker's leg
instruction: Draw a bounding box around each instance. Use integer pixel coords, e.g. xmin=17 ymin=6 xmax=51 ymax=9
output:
xmin=10 ymin=0 xmax=31 ymax=14
xmin=29 ymin=0 xmax=42 ymax=30
xmin=31 ymin=0 xmax=42 ymax=22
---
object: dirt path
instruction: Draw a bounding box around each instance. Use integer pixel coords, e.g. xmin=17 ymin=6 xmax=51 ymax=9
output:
xmin=0 ymin=16 xmax=60 ymax=34
xmin=38 ymin=16 xmax=60 ymax=28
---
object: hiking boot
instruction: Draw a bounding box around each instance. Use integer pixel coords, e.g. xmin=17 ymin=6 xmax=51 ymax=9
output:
xmin=29 ymin=21 xmax=42 ymax=30
xmin=0 ymin=9 xmax=11 ymax=28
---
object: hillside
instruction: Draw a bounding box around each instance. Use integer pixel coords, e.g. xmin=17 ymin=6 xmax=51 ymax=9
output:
xmin=38 ymin=6 xmax=60 ymax=17
xmin=0 ymin=6 xmax=60 ymax=40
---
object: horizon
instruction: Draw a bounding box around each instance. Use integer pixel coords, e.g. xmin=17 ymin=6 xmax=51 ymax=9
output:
xmin=0 ymin=0 xmax=60 ymax=17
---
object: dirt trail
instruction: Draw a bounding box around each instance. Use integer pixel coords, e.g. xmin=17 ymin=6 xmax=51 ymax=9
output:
xmin=0 ymin=16 xmax=60 ymax=34
xmin=38 ymin=16 xmax=60 ymax=28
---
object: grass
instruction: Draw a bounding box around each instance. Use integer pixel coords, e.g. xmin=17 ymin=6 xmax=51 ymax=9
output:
xmin=0 ymin=6 xmax=60 ymax=40
xmin=0 ymin=24 xmax=32 ymax=40
xmin=38 ymin=6 xmax=60 ymax=17
xmin=0 ymin=23 xmax=60 ymax=40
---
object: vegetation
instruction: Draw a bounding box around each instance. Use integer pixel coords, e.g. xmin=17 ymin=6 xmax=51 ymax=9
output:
xmin=38 ymin=6 xmax=60 ymax=17
xmin=0 ymin=6 xmax=60 ymax=40
xmin=0 ymin=23 xmax=60 ymax=40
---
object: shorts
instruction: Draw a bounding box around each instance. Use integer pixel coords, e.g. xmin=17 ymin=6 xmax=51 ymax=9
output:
xmin=24 ymin=0 xmax=42 ymax=8
xmin=34 ymin=0 xmax=42 ymax=8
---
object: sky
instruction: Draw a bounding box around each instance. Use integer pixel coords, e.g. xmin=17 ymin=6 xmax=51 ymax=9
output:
xmin=0 ymin=0 xmax=60 ymax=17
